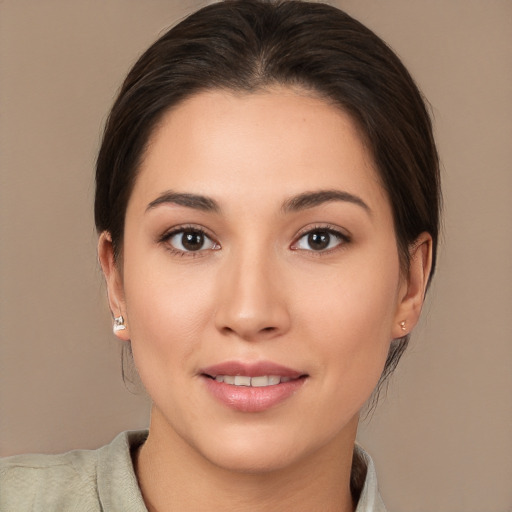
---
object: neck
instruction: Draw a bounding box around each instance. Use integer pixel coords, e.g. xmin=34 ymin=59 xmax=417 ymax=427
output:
xmin=135 ymin=406 xmax=358 ymax=512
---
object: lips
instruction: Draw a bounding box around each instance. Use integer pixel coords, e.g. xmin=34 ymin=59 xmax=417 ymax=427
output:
xmin=201 ymin=361 xmax=304 ymax=379
xmin=200 ymin=361 xmax=307 ymax=412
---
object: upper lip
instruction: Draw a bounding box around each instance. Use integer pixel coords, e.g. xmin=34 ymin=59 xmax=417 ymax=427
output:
xmin=200 ymin=361 xmax=306 ymax=379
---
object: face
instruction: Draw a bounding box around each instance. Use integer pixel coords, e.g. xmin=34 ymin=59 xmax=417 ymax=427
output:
xmin=102 ymin=88 xmax=425 ymax=473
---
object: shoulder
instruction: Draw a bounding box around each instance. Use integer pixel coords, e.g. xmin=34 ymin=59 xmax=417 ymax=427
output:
xmin=0 ymin=447 xmax=101 ymax=511
xmin=0 ymin=430 xmax=148 ymax=512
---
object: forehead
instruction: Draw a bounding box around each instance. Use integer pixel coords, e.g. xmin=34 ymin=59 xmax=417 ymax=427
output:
xmin=130 ymin=88 xmax=388 ymax=214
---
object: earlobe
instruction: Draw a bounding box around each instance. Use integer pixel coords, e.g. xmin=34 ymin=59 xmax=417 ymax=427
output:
xmin=393 ymin=232 xmax=433 ymax=338
xmin=98 ymin=232 xmax=130 ymax=341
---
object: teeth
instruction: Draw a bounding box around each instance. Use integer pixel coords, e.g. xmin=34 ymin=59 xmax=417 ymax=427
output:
xmin=214 ymin=375 xmax=291 ymax=387
xmin=251 ymin=376 xmax=270 ymax=387
xmin=234 ymin=376 xmax=251 ymax=386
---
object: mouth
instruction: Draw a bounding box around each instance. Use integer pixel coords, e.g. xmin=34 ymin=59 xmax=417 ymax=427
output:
xmin=200 ymin=361 xmax=308 ymax=412
xmin=209 ymin=375 xmax=295 ymax=387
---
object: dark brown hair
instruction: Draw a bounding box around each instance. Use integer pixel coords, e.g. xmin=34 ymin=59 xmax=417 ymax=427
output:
xmin=95 ymin=0 xmax=441 ymax=384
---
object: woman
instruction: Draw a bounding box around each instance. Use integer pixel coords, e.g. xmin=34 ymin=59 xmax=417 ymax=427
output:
xmin=0 ymin=1 xmax=440 ymax=510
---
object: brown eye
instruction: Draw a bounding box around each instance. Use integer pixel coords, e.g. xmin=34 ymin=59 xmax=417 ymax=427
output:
xmin=168 ymin=229 xmax=217 ymax=252
xmin=182 ymin=231 xmax=204 ymax=251
xmin=307 ymin=231 xmax=330 ymax=250
xmin=293 ymin=228 xmax=346 ymax=252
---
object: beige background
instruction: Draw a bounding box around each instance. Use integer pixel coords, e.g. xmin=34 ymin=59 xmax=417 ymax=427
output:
xmin=1 ymin=1 xmax=511 ymax=511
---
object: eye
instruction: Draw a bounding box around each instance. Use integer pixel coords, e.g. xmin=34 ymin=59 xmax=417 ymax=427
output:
xmin=165 ymin=228 xmax=218 ymax=253
xmin=292 ymin=228 xmax=347 ymax=252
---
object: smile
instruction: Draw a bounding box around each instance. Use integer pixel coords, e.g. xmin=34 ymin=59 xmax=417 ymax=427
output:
xmin=200 ymin=361 xmax=308 ymax=412
xmin=213 ymin=375 xmax=292 ymax=387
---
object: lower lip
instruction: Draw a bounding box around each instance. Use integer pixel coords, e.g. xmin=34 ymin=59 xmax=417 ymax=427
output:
xmin=203 ymin=376 xmax=306 ymax=412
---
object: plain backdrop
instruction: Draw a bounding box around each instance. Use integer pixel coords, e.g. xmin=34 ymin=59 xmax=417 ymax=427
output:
xmin=1 ymin=1 xmax=511 ymax=511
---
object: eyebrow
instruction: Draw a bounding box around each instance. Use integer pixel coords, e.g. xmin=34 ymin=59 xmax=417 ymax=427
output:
xmin=146 ymin=188 xmax=370 ymax=216
xmin=146 ymin=191 xmax=220 ymax=213
xmin=282 ymin=190 xmax=371 ymax=214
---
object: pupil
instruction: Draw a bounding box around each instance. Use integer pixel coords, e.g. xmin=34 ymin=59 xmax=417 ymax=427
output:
xmin=308 ymin=231 xmax=330 ymax=250
xmin=182 ymin=231 xmax=204 ymax=251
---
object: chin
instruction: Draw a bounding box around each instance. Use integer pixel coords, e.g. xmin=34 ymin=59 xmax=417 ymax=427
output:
xmin=191 ymin=420 xmax=341 ymax=475
xmin=203 ymin=438 xmax=302 ymax=474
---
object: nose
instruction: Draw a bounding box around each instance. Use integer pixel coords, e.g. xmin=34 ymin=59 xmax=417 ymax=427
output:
xmin=214 ymin=249 xmax=291 ymax=342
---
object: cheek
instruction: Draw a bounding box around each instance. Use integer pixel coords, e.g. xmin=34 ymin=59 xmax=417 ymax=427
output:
xmin=121 ymin=254 xmax=218 ymax=376
xmin=298 ymin=248 xmax=401 ymax=383
xmin=304 ymin=250 xmax=399 ymax=323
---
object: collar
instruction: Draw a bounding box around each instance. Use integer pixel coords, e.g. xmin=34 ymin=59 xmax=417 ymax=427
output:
xmin=97 ymin=430 xmax=386 ymax=511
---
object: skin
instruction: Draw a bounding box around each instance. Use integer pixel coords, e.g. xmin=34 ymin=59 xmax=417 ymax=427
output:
xmin=99 ymin=88 xmax=432 ymax=512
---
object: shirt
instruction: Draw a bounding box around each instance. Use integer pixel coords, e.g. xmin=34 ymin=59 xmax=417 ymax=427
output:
xmin=0 ymin=430 xmax=387 ymax=511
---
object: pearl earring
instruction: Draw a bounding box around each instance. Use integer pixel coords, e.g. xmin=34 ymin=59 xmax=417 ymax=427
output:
xmin=400 ymin=320 xmax=407 ymax=332
xmin=113 ymin=315 xmax=126 ymax=333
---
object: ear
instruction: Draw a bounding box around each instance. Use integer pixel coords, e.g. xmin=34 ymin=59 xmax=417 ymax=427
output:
xmin=98 ymin=231 xmax=130 ymax=341
xmin=392 ymin=232 xmax=433 ymax=338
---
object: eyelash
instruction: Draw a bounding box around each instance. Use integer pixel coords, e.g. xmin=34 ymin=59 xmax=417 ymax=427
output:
xmin=158 ymin=225 xmax=219 ymax=258
xmin=291 ymin=224 xmax=351 ymax=255
xmin=158 ymin=224 xmax=350 ymax=257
